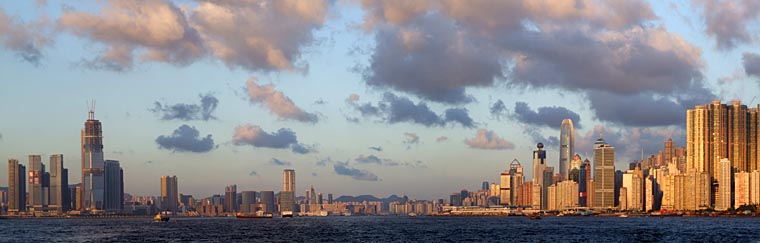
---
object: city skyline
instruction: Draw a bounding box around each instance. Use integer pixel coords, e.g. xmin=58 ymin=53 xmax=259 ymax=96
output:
xmin=2 ymin=1 xmax=760 ymax=200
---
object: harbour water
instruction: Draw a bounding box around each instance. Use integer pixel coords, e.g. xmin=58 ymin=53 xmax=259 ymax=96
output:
xmin=1 ymin=216 xmax=759 ymax=242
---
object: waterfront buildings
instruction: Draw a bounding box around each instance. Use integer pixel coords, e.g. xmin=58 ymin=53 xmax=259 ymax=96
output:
xmin=716 ymin=158 xmax=733 ymax=211
xmin=280 ymin=169 xmax=296 ymax=213
xmin=594 ymin=134 xmax=615 ymax=208
xmin=49 ymin=154 xmax=69 ymax=213
xmin=104 ymin=160 xmax=123 ymax=211
xmin=28 ymin=155 xmax=46 ymax=211
xmin=161 ymin=175 xmax=179 ymax=212
xmin=260 ymin=191 xmax=275 ymax=213
xmin=560 ymin=119 xmax=575 ymax=179
xmin=225 ymin=185 xmax=237 ymax=213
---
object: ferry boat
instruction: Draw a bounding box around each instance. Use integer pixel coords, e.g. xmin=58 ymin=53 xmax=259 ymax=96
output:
xmin=236 ymin=211 xmax=274 ymax=219
xmin=281 ymin=211 xmax=294 ymax=218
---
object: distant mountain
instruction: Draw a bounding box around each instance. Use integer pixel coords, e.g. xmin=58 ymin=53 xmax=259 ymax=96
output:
xmin=335 ymin=194 xmax=405 ymax=204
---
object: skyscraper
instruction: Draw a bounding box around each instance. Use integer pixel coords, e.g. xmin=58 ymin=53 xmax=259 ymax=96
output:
xmin=8 ymin=159 xmax=26 ymax=214
xmin=241 ymin=191 xmax=257 ymax=213
xmin=225 ymin=185 xmax=237 ymax=213
xmin=280 ymin=169 xmax=295 ymax=213
xmin=82 ymin=109 xmax=105 ymax=210
xmin=28 ymin=155 xmax=46 ymax=211
xmin=664 ymin=138 xmax=675 ymax=166
xmin=260 ymin=191 xmax=275 ymax=213
xmin=579 ymin=159 xmax=591 ymax=207
xmin=716 ymin=158 xmax=732 ymax=211
xmin=160 ymin=175 xmax=178 ymax=212
xmin=49 ymin=154 xmax=69 ymax=213
xmin=104 ymin=160 xmax=123 ymax=211
xmin=309 ymin=185 xmax=317 ymax=205
xmin=532 ymin=143 xmax=548 ymax=209
xmin=593 ymin=133 xmax=615 ymax=208
xmin=560 ymin=119 xmax=575 ymax=179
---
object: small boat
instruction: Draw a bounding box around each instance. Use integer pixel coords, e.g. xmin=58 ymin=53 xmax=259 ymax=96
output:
xmin=528 ymin=214 xmax=541 ymax=220
xmin=408 ymin=212 xmax=417 ymax=217
xmin=281 ymin=211 xmax=294 ymax=218
xmin=154 ymin=213 xmax=170 ymax=222
xmin=618 ymin=214 xmax=629 ymax=218
xmin=236 ymin=212 xmax=274 ymax=219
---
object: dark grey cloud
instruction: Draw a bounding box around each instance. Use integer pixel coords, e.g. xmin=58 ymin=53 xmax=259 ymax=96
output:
xmin=369 ymin=146 xmax=383 ymax=152
xmin=523 ymin=128 xmax=559 ymax=149
xmin=151 ymin=94 xmax=218 ymax=121
xmin=290 ymin=143 xmax=316 ymax=154
xmin=692 ymin=0 xmax=760 ymax=50
xmin=0 ymin=9 xmax=53 ymax=65
xmin=314 ymin=99 xmax=326 ymax=105
xmin=355 ymin=155 xmax=382 ymax=164
xmin=269 ymin=158 xmax=291 ymax=166
xmin=744 ymin=52 xmax=760 ymax=78
xmin=588 ymin=92 xmax=689 ymax=127
xmin=333 ymin=162 xmax=379 ymax=181
xmin=312 ymin=172 xmax=318 ymax=177
xmin=249 ymin=170 xmax=258 ymax=176
xmin=155 ymin=125 xmax=215 ymax=153
xmin=348 ymin=92 xmax=476 ymax=127
xmin=513 ymin=102 xmax=582 ymax=129
xmin=575 ymin=125 xmax=685 ymax=164
xmin=490 ymin=100 xmax=507 ymax=120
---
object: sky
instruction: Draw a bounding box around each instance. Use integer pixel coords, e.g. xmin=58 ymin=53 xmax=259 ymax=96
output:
xmin=1 ymin=0 xmax=760 ymax=200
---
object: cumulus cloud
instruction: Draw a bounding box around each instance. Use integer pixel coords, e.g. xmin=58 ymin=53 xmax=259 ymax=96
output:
xmin=523 ymin=127 xmax=560 ymax=149
xmin=151 ymin=93 xmax=218 ymax=121
xmin=58 ymin=0 xmax=204 ymax=71
xmin=355 ymin=154 xmax=381 ymax=164
xmin=346 ymin=93 xmax=360 ymax=103
xmin=744 ymin=52 xmax=760 ymax=78
xmin=513 ymin=102 xmax=582 ymax=129
xmin=691 ymin=0 xmax=760 ymax=50
xmin=232 ymin=124 xmax=312 ymax=154
xmin=357 ymin=0 xmax=714 ymax=127
xmin=574 ymin=125 xmax=685 ymax=164
xmin=333 ymin=162 xmax=379 ymax=181
xmin=347 ymin=92 xmax=475 ymax=127
xmin=155 ymin=124 xmax=215 ymax=153
xmin=57 ymin=0 xmax=329 ymax=72
xmin=269 ymin=158 xmax=292 ymax=166
xmin=0 ymin=8 xmax=53 ymax=65
xmin=404 ymin=132 xmax=420 ymax=145
xmin=190 ymin=0 xmax=329 ymax=72
xmin=246 ymin=78 xmax=318 ymax=123
xmin=464 ymin=129 xmax=514 ymax=150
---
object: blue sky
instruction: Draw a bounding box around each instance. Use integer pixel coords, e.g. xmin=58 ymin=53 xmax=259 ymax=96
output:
xmin=1 ymin=0 xmax=759 ymax=200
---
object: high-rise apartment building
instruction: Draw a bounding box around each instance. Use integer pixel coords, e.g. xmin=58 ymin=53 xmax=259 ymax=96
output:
xmin=560 ymin=119 xmax=575 ymax=179
xmin=82 ymin=109 xmax=105 ymax=210
xmin=735 ymin=172 xmax=750 ymax=208
xmin=8 ymin=159 xmax=26 ymax=214
xmin=716 ymin=158 xmax=733 ymax=211
xmin=593 ymin=134 xmax=615 ymax=208
xmin=160 ymin=175 xmax=179 ymax=212
xmin=104 ymin=160 xmax=123 ymax=211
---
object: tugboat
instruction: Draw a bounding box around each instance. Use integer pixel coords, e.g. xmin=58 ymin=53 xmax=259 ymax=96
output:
xmin=154 ymin=213 xmax=170 ymax=222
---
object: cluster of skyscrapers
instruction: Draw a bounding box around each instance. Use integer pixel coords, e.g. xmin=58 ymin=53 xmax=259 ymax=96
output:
xmin=5 ymin=109 xmax=124 ymax=215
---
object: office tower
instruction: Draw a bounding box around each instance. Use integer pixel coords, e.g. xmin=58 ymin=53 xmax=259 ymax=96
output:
xmin=82 ymin=109 xmax=105 ymax=210
xmin=327 ymin=193 xmax=333 ymax=204
xmin=49 ymin=154 xmax=69 ymax=213
xmin=734 ymin=172 xmax=750 ymax=208
xmin=482 ymin=181 xmax=489 ymax=191
xmin=510 ymin=160 xmax=525 ymax=206
xmin=664 ymin=139 xmax=675 ymax=167
xmin=241 ymin=191 xmax=256 ymax=213
xmin=645 ymin=176 xmax=654 ymax=211
xmin=622 ymin=169 xmax=643 ymax=211
xmin=449 ymin=193 xmax=461 ymax=206
xmin=8 ymin=159 xmax=26 ymax=213
xmin=225 ymin=185 xmax=237 ymax=213
xmin=317 ymin=193 xmax=323 ymax=205
xmin=309 ymin=186 xmax=317 ymax=205
xmin=716 ymin=158 xmax=733 ymax=211
xmin=593 ymin=133 xmax=615 ymax=208
xmin=104 ymin=160 xmax=123 ymax=211
xmin=499 ymin=168 xmax=511 ymax=205
xmin=28 ymin=155 xmax=46 ymax=210
xmin=579 ymin=159 xmax=591 ymax=207
xmin=160 ymin=175 xmax=178 ymax=212
xmin=533 ymin=143 xmax=547 ymax=209
xmin=261 ymin=191 xmax=277 ymax=213
xmin=560 ymin=119 xmax=575 ymax=178
xmin=749 ymin=108 xmax=758 ymax=171
xmin=69 ymin=184 xmax=79 ymax=210
xmin=280 ymin=170 xmax=295 ymax=212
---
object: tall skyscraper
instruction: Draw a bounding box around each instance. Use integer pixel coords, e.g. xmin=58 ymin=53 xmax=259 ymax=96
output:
xmin=280 ymin=169 xmax=295 ymax=212
xmin=225 ymin=185 xmax=237 ymax=213
xmin=579 ymin=159 xmax=591 ymax=207
xmin=8 ymin=159 xmax=26 ymax=214
xmin=532 ymin=143 xmax=548 ymax=209
xmin=260 ymin=191 xmax=275 ymax=213
xmin=664 ymin=138 xmax=675 ymax=166
xmin=160 ymin=175 xmax=178 ymax=212
xmin=309 ymin=185 xmax=317 ymax=205
xmin=49 ymin=154 xmax=69 ymax=213
xmin=499 ymin=168 xmax=511 ymax=205
xmin=510 ymin=160 xmax=525 ymax=206
xmin=327 ymin=193 xmax=333 ymax=204
xmin=104 ymin=160 xmax=123 ymax=211
xmin=593 ymin=133 xmax=615 ymax=208
xmin=241 ymin=191 xmax=257 ymax=213
xmin=560 ymin=119 xmax=575 ymax=179
xmin=82 ymin=109 xmax=105 ymax=210
xmin=28 ymin=155 xmax=46 ymax=210
xmin=716 ymin=158 xmax=733 ymax=211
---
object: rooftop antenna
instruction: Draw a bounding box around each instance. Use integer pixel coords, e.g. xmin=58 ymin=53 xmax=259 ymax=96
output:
xmin=87 ymin=100 xmax=96 ymax=120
